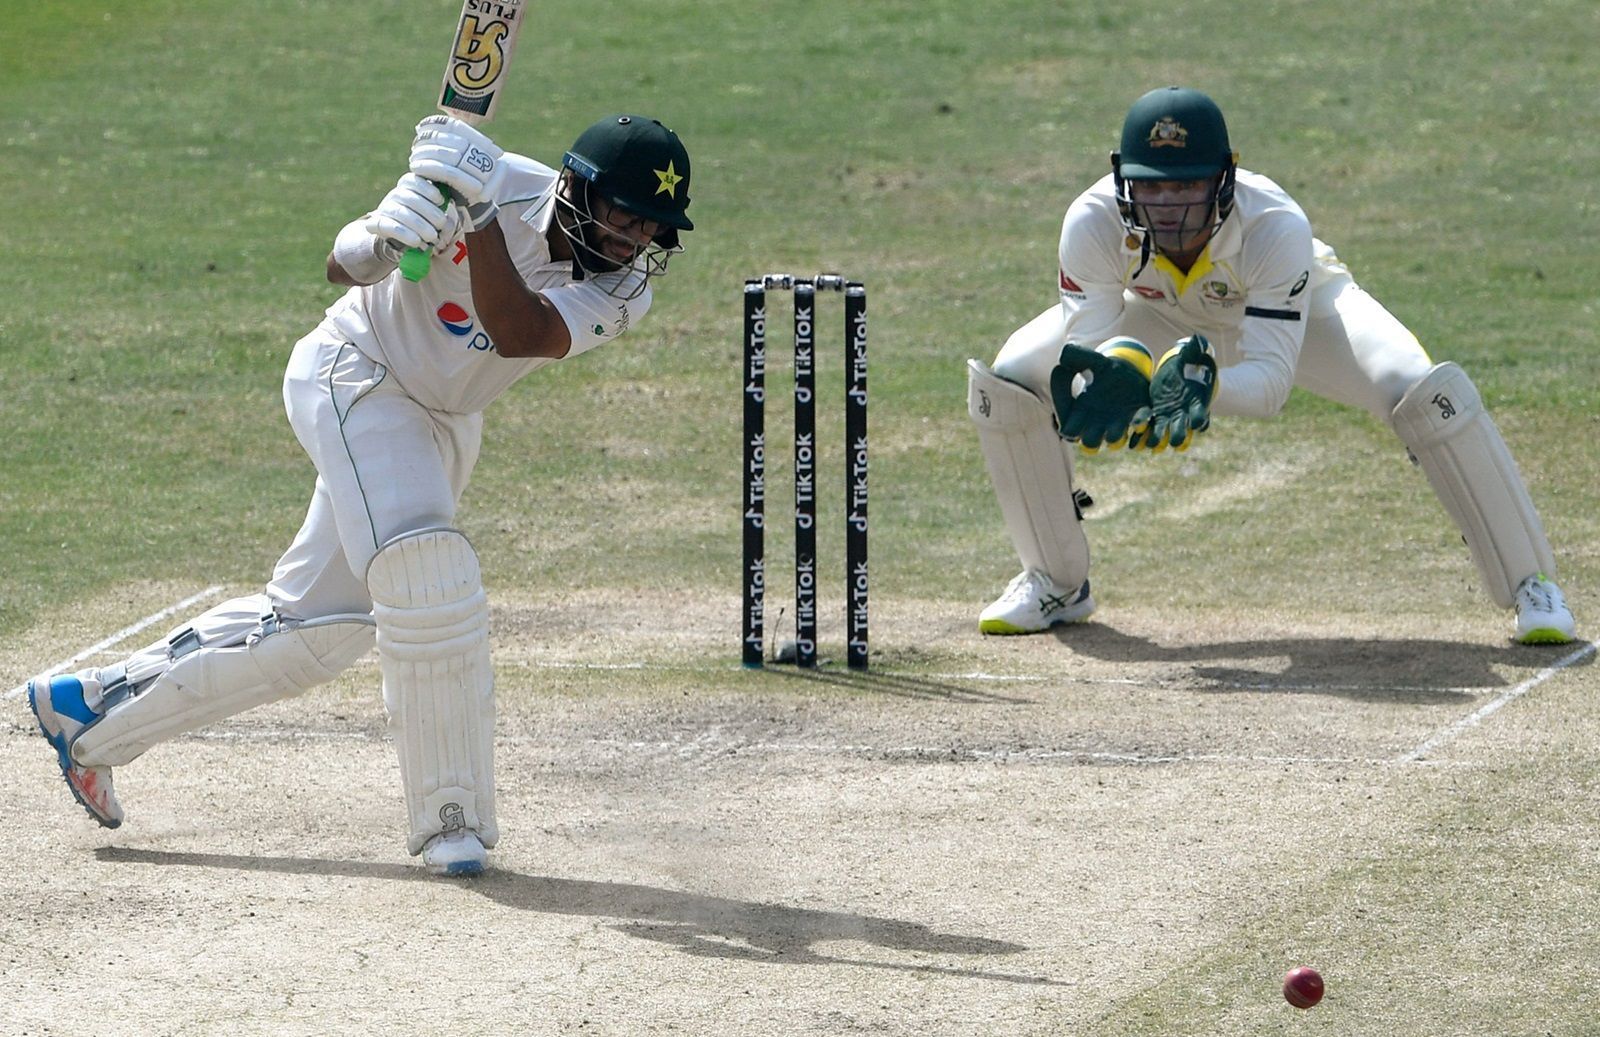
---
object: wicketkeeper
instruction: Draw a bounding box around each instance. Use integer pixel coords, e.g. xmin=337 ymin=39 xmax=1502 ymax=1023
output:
xmin=29 ymin=114 xmax=694 ymax=875
xmin=969 ymin=86 xmax=1576 ymax=645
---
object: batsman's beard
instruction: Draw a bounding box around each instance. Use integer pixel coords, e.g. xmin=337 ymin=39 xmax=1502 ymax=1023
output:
xmin=554 ymin=181 xmax=674 ymax=300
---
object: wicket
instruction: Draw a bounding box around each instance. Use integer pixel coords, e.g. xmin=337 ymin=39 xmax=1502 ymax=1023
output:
xmin=742 ymin=274 xmax=868 ymax=670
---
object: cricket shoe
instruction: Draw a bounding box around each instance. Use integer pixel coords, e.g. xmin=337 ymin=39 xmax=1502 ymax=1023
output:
xmin=27 ymin=672 xmax=124 ymax=829
xmin=979 ymin=571 xmax=1095 ymax=635
xmin=1513 ymin=573 xmax=1576 ymax=645
xmin=423 ymin=830 xmax=487 ymax=877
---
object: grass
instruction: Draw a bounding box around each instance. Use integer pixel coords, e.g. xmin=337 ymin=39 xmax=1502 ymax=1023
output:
xmin=1 ymin=2 xmax=1598 ymax=1031
xmin=3 ymin=1 xmax=1597 ymax=639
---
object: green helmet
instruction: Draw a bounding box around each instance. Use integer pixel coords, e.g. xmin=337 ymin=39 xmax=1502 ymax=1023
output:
xmin=1111 ymin=87 xmax=1238 ymax=253
xmin=1113 ymin=86 xmax=1233 ymax=181
xmin=562 ymin=114 xmax=693 ymax=235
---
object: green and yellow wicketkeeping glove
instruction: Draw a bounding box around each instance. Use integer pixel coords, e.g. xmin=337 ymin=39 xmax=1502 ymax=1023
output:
xmin=1133 ymin=335 xmax=1218 ymax=452
xmin=1050 ymin=339 xmax=1153 ymax=452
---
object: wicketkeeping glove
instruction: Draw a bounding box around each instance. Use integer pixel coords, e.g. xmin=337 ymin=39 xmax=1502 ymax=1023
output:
xmin=410 ymin=114 xmax=506 ymax=207
xmin=364 ymin=173 xmax=455 ymax=253
xmin=1050 ymin=340 xmax=1154 ymax=452
xmin=1135 ymin=334 xmax=1218 ymax=452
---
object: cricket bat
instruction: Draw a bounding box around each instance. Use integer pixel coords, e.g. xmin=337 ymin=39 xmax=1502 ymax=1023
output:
xmin=400 ymin=0 xmax=530 ymax=281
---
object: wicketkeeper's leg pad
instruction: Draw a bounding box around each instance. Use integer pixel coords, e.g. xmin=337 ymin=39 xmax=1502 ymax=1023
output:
xmin=72 ymin=610 xmax=375 ymax=767
xmin=1390 ymin=362 xmax=1556 ymax=608
xmin=367 ymin=527 xmax=498 ymax=854
xmin=967 ymin=358 xmax=1090 ymax=588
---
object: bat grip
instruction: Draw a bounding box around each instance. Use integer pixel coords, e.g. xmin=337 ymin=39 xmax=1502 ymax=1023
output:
xmin=398 ymin=181 xmax=452 ymax=281
xmin=399 ymin=246 xmax=431 ymax=281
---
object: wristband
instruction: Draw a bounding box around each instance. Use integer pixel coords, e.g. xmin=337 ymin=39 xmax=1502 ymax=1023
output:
xmin=333 ymin=219 xmax=403 ymax=285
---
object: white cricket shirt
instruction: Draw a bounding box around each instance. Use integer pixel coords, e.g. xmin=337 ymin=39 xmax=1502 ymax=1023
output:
xmin=1056 ymin=169 xmax=1345 ymax=417
xmin=322 ymin=154 xmax=651 ymax=414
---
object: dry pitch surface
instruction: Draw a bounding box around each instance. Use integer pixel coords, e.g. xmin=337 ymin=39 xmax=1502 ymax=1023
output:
xmin=3 ymin=581 xmax=1596 ymax=1036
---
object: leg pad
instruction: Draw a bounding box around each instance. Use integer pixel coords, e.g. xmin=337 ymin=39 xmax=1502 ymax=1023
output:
xmin=967 ymin=358 xmax=1090 ymax=587
xmin=1391 ymin=362 xmax=1556 ymax=608
xmin=368 ymin=528 xmax=497 ymax=854
xmin=73 ymin=612 xmax=374 ymax=767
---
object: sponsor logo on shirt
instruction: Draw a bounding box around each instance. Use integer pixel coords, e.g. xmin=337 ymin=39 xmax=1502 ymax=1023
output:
xmin=1059 ymin=270 xmax=1085 ymax=297
xmin=586 ymin=303 xmax=634 ymax=340
xmin=438 ymin=302 xmax=474 ymax=336
xmin=1132 ymin=285 xmax=1166 ymax=301
xmin=438 ymin=302 xmax=496 ymax=352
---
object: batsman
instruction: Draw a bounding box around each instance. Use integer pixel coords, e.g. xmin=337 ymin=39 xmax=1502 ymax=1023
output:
xmin=27 ymin=110 xmax=694 ymax=874
xmin=969 ymin=86 xmax=1576 ymax=645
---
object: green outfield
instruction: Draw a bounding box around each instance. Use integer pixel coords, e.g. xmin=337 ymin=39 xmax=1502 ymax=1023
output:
xmin=2 ymin=1 xmax=1597 ymax=1034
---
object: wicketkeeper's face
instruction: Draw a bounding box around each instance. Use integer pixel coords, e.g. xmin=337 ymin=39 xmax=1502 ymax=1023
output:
xmin=1128 ymin=177 xmax=1218 ymax=258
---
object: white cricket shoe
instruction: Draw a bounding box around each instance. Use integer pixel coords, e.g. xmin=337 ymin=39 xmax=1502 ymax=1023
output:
xmin=1513 ymin=573 xmax=1576 ymax=645
xmin=27 ymin=671 xmax=124 ymax=829
xmin=423 ymin=830 xmax=487 ymax=877
xmin=979 ymin=570 xmax=1096 ymax=635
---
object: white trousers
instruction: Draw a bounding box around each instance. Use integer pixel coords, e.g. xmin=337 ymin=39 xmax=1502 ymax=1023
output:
xmin=268 ymin=325 xmax=483 ymax=620
xmin=115 ymin=325 xmax=482 ymax=714
xmin=984 ymin=263 xmax=1557 ymax=610
xmin=993 ymin=264 xmax=1432 ymax=422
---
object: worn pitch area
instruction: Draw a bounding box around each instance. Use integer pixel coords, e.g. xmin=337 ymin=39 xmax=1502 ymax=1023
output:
xmin=2 ymin=582 xmax=1595 ymax=1036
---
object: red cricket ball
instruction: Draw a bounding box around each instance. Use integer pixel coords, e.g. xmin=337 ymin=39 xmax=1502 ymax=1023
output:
xmin=1283 ymin=965 xmax=1324 ymax=1009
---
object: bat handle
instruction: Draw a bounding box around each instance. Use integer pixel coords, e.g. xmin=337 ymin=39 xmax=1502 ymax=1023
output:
xmin=397 ymin=181 xmax=452 ymax=282
xmin=399 ymin=246 xmax=432 ymax=282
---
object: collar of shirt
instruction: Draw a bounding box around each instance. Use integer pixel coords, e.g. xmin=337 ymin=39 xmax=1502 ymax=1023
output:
xmin=1126 ymin=202 xmax=1244 ymax=296
xmin=517 ymin=189 xmax=588 ymax=280
xmin=520 ymin=189 xmax=557 ymax=235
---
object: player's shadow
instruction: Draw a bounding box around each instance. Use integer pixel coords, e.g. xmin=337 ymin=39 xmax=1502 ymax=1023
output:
xmin=94 ymin=846 xmax=1062 ymax=986
xmin=754 ymin=663 xmax=1037 ymax=704
xmin=1054 ymin=623 xmax=1593 ymax=702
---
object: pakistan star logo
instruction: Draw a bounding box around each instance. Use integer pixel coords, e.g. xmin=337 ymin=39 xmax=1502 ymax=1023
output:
xmin=1148 ymin=117 xmax=1188 ymax=148
xmin=654 ymin=160 xmax=683 ymax=197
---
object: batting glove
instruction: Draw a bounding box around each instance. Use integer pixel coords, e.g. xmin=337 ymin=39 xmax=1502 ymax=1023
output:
xmin=452 ymin=198 xmax=501 ymax=235
xmin=410 ymin=114 xmax=506 ymax=207
xmin=365 ymin=172 xmax=454 ymax=253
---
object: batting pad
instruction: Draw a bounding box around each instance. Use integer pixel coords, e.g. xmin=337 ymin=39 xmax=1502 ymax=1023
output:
xmin=73 ymin=613 xmax=375 ymax=768
xmin=967 ymin=359 xmax=1090 ymax=588
xmin=367 ymin=527 xmax=498 ymax=854
xmin=1391 ymin=362 xmax=1556 ymax=608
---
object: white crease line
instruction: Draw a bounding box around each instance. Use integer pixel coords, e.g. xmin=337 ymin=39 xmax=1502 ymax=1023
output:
xmin=1399 ymin=640 xmax=1598 ymax=762
xmin=166 ymin=728 xmax=1385 ymax=767
xmin=931 ymin=672 xmax=1486 ymax=694
xmin=528 ymin=661 xmax=1148 ymax=683
xmin=620 ymin=740 xmax=1374 ymax=767
xmin=4 ymin=586 xmax=226 ymax=701
xmin=525 ymin=661 xmax=1483 ymax=695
